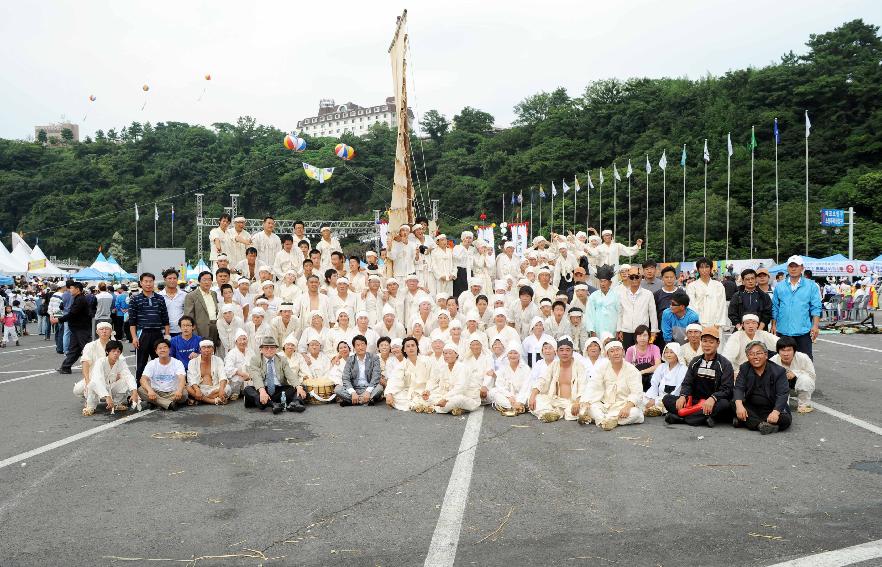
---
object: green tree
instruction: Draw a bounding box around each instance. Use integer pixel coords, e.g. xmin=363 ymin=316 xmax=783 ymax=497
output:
xmin=420 ymin=109 xmax=450 ymax=141
xmin=107 ymin=230 xmax=128 ymax=268
xmin=513 ymin=87 xmax=571 ymax=126
xmin=452 ymin=106 xmax=494 ymax=133
xmin=61 ymin=128 xmax=74 ymax=143
xmin=36 ymin=129 xmax=47 ymax=144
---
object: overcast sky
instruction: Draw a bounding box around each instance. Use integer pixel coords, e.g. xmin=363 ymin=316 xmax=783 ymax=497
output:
xmin=1 ymin=1 xmax=878 ymax=140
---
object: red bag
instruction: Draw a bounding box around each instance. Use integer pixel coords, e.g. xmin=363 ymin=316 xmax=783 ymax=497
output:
xmin=678 ymin=396 xmax=707 ymax=417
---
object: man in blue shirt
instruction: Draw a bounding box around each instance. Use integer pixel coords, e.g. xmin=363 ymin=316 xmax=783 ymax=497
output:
xmin=112 ymin=286 xmax=130 ymax=342
xmin=169 ymin=315 xmax=202 ymax=372
xmin=61 ymin=281 xmax=73 ymax=353
xmin=770 ymin=256 xmax=822 ymax=359
xmin=660 ymin=291 xmax=700 ymax=344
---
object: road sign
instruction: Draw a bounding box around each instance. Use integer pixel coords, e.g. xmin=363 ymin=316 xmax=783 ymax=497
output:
xmin=820 ymin=208 xmax=845 ymax=227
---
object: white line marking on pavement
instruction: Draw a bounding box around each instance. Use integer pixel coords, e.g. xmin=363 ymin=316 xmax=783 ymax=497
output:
xmin=424 ymin=407 xmax=484 ymax=567
xmin=0 ymin=370 xmax=56 ymax=385
xmin=767 ymin=538 xmax=882 ymax=566
xmin=0 ymin=409 xmax=155 ymax=470
xmin=0 ymin=345 xmax=57 ymax=355
xmin=817 ymin=338 xmax=882 ymax=354
xmin=812 ymin=402 xmax=882 ymax=436
xmin=0 ymin=369 xmax=54 ymax=374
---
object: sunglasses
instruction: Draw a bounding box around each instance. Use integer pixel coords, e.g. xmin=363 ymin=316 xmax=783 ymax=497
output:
xmin=670 ymin=302 xmax=681 ymax=307
xmin=628 ymin=275 xmax=641 ymax=280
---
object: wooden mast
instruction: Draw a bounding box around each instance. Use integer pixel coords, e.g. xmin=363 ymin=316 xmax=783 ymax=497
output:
xmin=388 ymin=9 xmax=415 ymax=235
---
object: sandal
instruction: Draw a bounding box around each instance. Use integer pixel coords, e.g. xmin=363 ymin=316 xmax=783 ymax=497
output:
xmin=114 ymin=403 xmax=129 ymax=412
xmin=82 ymin=407 xmax=95 ymax=416
xmin=797 ymin=405 xmax=814 ymax=414
xmin=187 ymin=399 xmax=197 ymax=406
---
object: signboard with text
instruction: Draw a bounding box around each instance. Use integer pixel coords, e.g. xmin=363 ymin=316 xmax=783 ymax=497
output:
xmin=820 ymin=208 xmax=845 ymax=227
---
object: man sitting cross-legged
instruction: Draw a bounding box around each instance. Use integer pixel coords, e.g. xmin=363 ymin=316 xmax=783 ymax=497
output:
xmin=244 ymin=336 xmax=307 ymax=413
xmin=335 ymin=334 xmax=384 ymax=406
xmin=186 ymin=340 xmax=230 ymax=405
xmin=76 ymin=339 xmax=139 ymax=416
xmin=663 ymin=326 xmax=734 ymax=427
xmin=585 ymin=340 xmax=645 ymax=431
xmin=431 ymin=343 xmax=482 ymax=416
xmin=528 ymin=338 xmax=589 ymax=423
xmin=138 ymin=339 xmax=188 ymax=411
xmin=733 ymin=340 xmax=792 ymax=434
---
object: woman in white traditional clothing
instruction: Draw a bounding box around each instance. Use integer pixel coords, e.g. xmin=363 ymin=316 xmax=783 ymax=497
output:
xmin=430 ymin=234 xmax=456 ymax=297
xmin=434 ymin=310 xmax=452 ymax=343
xmin=245 ymin=307 xmax=273 ymax=357
xmin=581 ymin=337 xmax=607 ymax=383
xmin=585 ymin=341 xmax=645 ymax=430
xmin=386 ymin=336 xmax=434 ymax=412
xmin=328 ymin=341 xmax=351 ymax=386
xmin=451 ymin=231 xmax=475 ymax=299
xmin=643 ymin=342 xmax=687 ymax=417
xmin=409 ymin=319 xmax=432 ymax=355
xmin=223 ymin=329 xmax=251 ymax=398
xmin=522 ymin=316 xmax=555 ymax=368
xmin=460 ymin=332 xmax=494 ymax=405
xmin=298 ymin=311 xmax=332 ymax=355
xmin=491 ymin=341 xmax=532 ymax=416
xmin=472 ymin=240 xmax=496 ymax=296
xmin=277 ymin=269 xmax=302 ymax=304
xmin=431 ymin=343 xmax=482 ymax=416
xmin=300 ymin=331 xmax=333 ymax=383
xmin=448 ymin=320 xmax=467 ymax=357
xmin=374 ymin=304 xmax=406 ymax=341
xmin=328 ymin=309 xmax=356 ymax=351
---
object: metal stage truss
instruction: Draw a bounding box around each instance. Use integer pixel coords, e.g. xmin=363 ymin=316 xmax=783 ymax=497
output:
xmin=195 ymin=193 xmax=384 ymax=259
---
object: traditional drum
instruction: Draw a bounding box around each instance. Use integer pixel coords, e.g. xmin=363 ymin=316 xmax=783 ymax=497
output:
xmin=302 ymin=377 xmax=337 ymax=404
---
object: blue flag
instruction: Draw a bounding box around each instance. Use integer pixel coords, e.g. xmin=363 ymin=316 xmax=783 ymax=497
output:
xmin=774 ymin=117 xmax=780 ymax=145
xmin=680 ymin=145 xmax=687 ymax=167
xmin=511 ymin=193 xmax=516 ymax=205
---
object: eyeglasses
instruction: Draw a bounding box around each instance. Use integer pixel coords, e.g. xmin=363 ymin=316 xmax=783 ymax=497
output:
xmin=670 ymin=302 xmax=681 ymax=307
xmin=628 ymin=275 xmax=641 ymax=280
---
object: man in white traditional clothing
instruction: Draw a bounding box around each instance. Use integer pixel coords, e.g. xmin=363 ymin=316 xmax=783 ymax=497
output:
xmin=389 ymin=224 xmax=416 ymax=279
xmin=722 ymin=313 xmax=779 ymax=367
xmin=486 ymin=307 xmax=520 ymax=347
xmin=430 ymin=234 xmax=456 ymax=296
xmin=224 ymin=329 xmax=251 ymax=398
xmin=458 ymin=279 xmax=485 ymax=316
xmin=617 ymin=265 xmax=659 ymax=349
xmin=273 ymin=234 xmax=304 ymax=280
xmin=216 ymin=304 xmax=244 ymax=358
xmin=209 ymin=214 xmax=233 ymax=268
xmin=452 ymin=231 xmax=476 ymax=299
xmin=228 ymin=216 xmax=252 ymax=267
xmin=490 ymin=341 xmax=532 ymax=416
xmin=686 ymin=257 xmax=728 ymax=328
xmin=316 ymin=225 xmax=342 ymax=272
xmin=552 ymin=241 xmax=578 ymax=293
xmin=270 ymin=302 xmax=299 ymax=348
xmin=432 ymin=343 xmax=482 ymax=415
xmin=75 ymin=340 xmax=139 ymax=415
xmin=186 ymin=340 xmax=231 ymax=405
xmin=770 ymin=335 xmax=816 ymax=414
xmin=250 ymin=216 xmax=282 ymax=269
xmin=78 ymin=321 xmax=114 ymax=388
xmin=585 ymin=340 xmax=645 ymax=430
xmin=528 ymin=338 xmax=589 ymax=423
xmin=495 ymin=241 xmax=522 ymax=284
xmin=596 ymin=229 xmax=642 ymax=268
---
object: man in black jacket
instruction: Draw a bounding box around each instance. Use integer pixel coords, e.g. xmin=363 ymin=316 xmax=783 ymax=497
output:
xmin=733 ymin=340 xmax=792 ymax=434
xmin=51 ymin=282 xmax=92 ymax=374
xmin=728 ymin=269 xmax=773 ymax=329
xmin=663 ymin=326 xmax=734 ymax=427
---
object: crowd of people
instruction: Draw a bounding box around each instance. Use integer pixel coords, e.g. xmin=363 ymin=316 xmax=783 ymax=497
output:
xmin=5 ymin=213 xmax=878 ymax=435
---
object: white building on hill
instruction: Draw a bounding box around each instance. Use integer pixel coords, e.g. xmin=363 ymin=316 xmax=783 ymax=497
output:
xmin=296 ymin=97 xmax=414 ymax=138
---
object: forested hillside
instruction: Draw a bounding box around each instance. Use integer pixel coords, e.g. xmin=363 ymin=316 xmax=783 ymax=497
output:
xmin=1 ymin=19 xmax=880 ymax=269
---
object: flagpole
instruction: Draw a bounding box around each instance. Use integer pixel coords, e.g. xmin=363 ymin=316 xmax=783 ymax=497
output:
xmin=662 ymin=163 xmax=666 ymax=262
xmin=134 ymin=204 xmax=139 ymax=269
xmin=682 ymin=145 xmax=686 ymax=262
xmin=561 ymin=179 xmax=566 ymax=234
xmin=171 ymin=205 xmax=175 ymax=247
xmin=154 ymin=206 xmax=158 ymax=248
xmin=645 ymin=155 xmax=649 ymax=261
xmin=703 ymin=139 xmax=708 ymax=257
xmin=573 ymin=177 xmax=577 ymax=230
xmin=529 ymin=189 xmax=534 ymax=243
xmin=586 ymin=176 xmax=590 ymax=231
xmin=538 ymin=187 xmax=542 ymax=238
xmin=550 ymin=187 xmax=554 ymax=235
xmin=613 ymin=170 xmax=617 ymax=238
xmin=502 ymin=193 xmax=505 ymax=227
xmin=628 ymin=174 xmax=632 ymax=245
xmin=750 ymin=125 xmax=755 ymax=258
xmin=805 ymin=110 xmax=809 ymax=256
xmin=726 ymin=134 xmax=731 ymax=265
xmin=598 ymin=173 xmax=603 ymax=233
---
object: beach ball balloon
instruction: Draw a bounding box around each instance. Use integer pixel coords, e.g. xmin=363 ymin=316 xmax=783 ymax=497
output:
xmin=142 ymin=84 xmax=150 ymax=92
xmin=284 ymin=134 xmax=306 ymax=151
xmin=335 ymin=143 xmax=355 ymax=160
xmin=89 ymin=95 xmax=97 ymax=102
xmin=204 ymin=74 xmax=212 ymax=81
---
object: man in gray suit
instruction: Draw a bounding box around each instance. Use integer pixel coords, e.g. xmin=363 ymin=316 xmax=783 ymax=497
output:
xmin=184 ymin=271 xmax=221 ymax=346
xmin=335 ymin=334 xmax=383 ymax=406
xmin=245 ymin=336 xmax=307 ymax=413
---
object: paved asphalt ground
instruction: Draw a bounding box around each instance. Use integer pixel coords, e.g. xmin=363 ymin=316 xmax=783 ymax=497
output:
xmin=1 ymin=329 xmax=882 ymax=567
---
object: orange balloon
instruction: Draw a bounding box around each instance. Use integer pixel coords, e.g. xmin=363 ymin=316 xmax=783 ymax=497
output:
xmin=142 ymin=84 xmax=150 ymax=92
xmin=204 ymin=74 xmax=211 ymax=81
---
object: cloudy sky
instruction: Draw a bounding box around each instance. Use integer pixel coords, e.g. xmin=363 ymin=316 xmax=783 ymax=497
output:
xmin=1 ymin=1 xmax=878 ymax=140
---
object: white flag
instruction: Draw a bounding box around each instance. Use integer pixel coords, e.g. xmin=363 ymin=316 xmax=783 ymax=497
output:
xmin=134 ymin=204 xmax=139 ymax=221
xmin=626 ymin=159 xmax=633 ymax=178
xmin=659 ymin=150 xmax=667 ymax=170
xmin=154 ymin=204 xmax=159 ymax=221
xmin=645 ymin=155 xmax=651 ymax=174
xmin=587 ymin=172 xmax=594 ymax=189
xmin=599 ymin=169 xmax=605 ymax=184
xmin=574 ymin=177 xmax=581 ymax=193
xmin=703 ymin=139 xmax=710 ymax=163
xmin=551 ymin=181 xmax=558 ymax=197
xmin=727 ymin=132 xmax=733 ymax=157
xmin=562 ymin=180 xmax=570 ymax=194
xmin=613 ymin=163 xmax=621 ymax=181
xmin=805 ymin=110 xmax=811 ymax=138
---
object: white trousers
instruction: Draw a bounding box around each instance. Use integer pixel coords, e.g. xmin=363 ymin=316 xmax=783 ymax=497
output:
xmin=530 ymin=395 xmax=581 ymax=421
xmin=2 ymin=326 xmax=17 ymax=344
xmin=74 ymin=379 xmax=131 ymax=410
xmin=435 ymin=395 xmax=480 ymax=413
xmin=589 ymin=404 xmax=644 ymax=427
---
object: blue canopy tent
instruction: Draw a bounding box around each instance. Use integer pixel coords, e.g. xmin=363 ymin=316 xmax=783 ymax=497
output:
xmin=69 ymin=267 xmax=111 ymax=281
xmin=0 ymin=274 xmax=13 ymax=286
